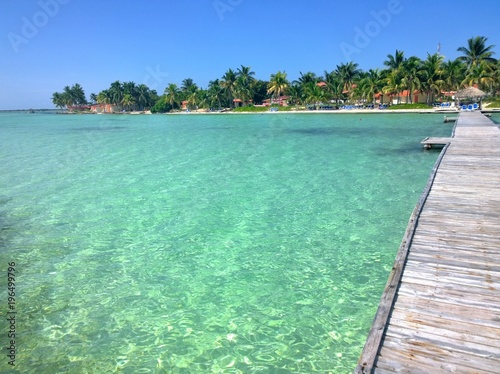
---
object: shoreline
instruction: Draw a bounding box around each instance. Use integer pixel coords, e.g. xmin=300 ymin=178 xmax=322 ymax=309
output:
xmin=172 ymin=108 xmax=458 ymax=115
xmin=9 ymin=108 xmax=500 ymax=115
xmin=63 ymin=108 xmax=461 ymax=115
xmin=152 ymin=108 xmax=500 ymax=115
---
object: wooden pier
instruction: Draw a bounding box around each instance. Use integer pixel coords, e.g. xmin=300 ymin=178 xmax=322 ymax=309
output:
xmin=355 ymin=111 xmax=500 ymax=373
xmin=420 ymin=137 xmax=453 ymax=149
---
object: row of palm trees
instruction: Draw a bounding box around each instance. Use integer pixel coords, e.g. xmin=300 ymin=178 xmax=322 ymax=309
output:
xmin=52 ymin=84 xmax=87 ymax=109
xmin=52 ymin=81 xmax=159 ymax=111
xmin=157 ymin=65 xmax=265 ymax=112
xmin=53 ymin=36 xmax=498 ymax=112
xmin=94 ymin=81 xmax=159 ymax=111
xmin=155 ymin=36 xmax=498 ymax=111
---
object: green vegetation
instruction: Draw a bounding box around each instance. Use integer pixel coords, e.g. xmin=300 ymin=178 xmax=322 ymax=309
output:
xmin=94 ymin=81 xmax=158 ymax=111
xmin=52 ymin=81 xmax=159 ymax=112
xmin=233 ymin=106 xmax=269 ymax=112
xmin=52 ymin=84 xmax=87 ymax=109
xmin=387 ymin=103 xmax=433 ymax=110
xmin=483 ymin=97 xmax=500 ymax=108
xmin=53 ymin=36 xmax=500 ymax=113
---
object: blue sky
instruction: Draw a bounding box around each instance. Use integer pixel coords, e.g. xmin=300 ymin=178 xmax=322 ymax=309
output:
xmin=1 ymin=0 xmax=499 ymax=109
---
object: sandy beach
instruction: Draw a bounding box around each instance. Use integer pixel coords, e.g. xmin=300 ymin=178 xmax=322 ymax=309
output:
xmin=166 ymin=108 xmax=460 ymax=115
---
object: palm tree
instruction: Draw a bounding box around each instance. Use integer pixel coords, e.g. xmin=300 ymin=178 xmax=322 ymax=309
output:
xmin=461 ymin=62 xmax=495 ymax=91
xmin=383 ymin=69 xmax=404 ymax=104
xmin=136 ymin=84 xmax=151 ymax=110
xmin=97 ymin=90 xmax=112 ymax=105
xmin=303 ymin=82 xmax=326 ymax=109
xmin=421 ymin=53 xmax=444 ymax=105
xmin=149 ymin=89 xmax=159 ymax=106
xmin=164 ymin=83 xmax=180 ymax=110
xmin=442 ymin=59 xmax=466 ymax=92
xmin=286 ymin=84 xmax=302 ymax=106
xmin=109 ymin=81 xmax=124 ymax=106
xmin=494 ymin=59 xmax=500 ymax=92
xmin=121 ymin=94 xmax=135 ymax=111
xmin=122 ymin=81 xmax=136 ymax=95
xmin=292 ymin=72 xmax=321 ymax=103
xmin=122 ymin=82 xmax=138 ymax=109
xmin=221 ymin=69 xmax=238 ymax=108
xmin=401 ymin=57 xmax=422 ymax=103
xmin=51 ymin=92 xmax=65 ymax=109
xmin=382 ymin=50 xmax=407 ymax=104
xmin=235 ymin=65 xmax=256 ymax=106
xmin=207 ymin=79 xmax=224 ymax=110
xmin=335 ymin=62 xmax=361 ymax=97
xmin=196 ymin=90 xmax=210 ymax=110
xmin=295 ymin=71 xmax=319 ymax=86
xmin=70 ymin=83 xmax=87 ymax=105
xmin=186 ymin=89 xmax=199 ymax=110
xmin=267 ymin=71 xmax=289 ymax=104
xmin=359 ymin=69 xmax=385 ymax=105
xmin=52 ymin=84 xmax=87 ymax=109
xmin=251 ymin=80 xmax=269 ymax=105
xmin=324 ymin=70 xmax=343 ymax=105
xmin=236 ymin=65 xmax=255 ymax=84
xmin=384 ymin=50 xmax=406 ymax=71
xmin=235 ymin=75 xmax=252 ymax=105
xmin=457 ymin=36 xmax=496 ymax=71
xmin=62 ymin=85 xmax=75 ymax=107
xmin=181 ymin=78 xmax=198 ymax=93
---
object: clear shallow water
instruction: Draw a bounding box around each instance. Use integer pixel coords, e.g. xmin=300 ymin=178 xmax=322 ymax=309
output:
xmin=0 ymin=112 xmax=451 ymax=373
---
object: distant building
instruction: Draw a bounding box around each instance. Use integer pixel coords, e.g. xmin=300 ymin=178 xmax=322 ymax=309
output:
xmin=374 ymin=90 xmax=457 ymax=105
xmin=262 ymin=96 xmax=289 ymax=106
xmin=90 ymin=103 xmax=119 ymax=113
xmin=67 ymin=105 xmax=91 ymax=112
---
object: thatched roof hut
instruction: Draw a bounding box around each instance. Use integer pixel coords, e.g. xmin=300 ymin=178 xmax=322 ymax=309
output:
xmin=455 ymin=87 xmax=486 ymax=109
xmin=455 ymin=86 xmax=486 ymax=100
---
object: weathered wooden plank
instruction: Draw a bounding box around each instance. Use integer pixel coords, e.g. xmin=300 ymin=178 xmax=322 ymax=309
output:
xmin=399 ymin=273 xmax=500 ymax=300
xmin=407 ymin=242 xmax=500 ymax=262
xmin=401 ymin=266 xmax=500 ymax=292
xmin=383 ymin=325 xmax=500 ymax=359
xmin=378 ymin=337 xmax=500 ymax=373
xmin=415 ymin=219 xmax=500 ymax=234
xmin=391 ymin=294 xmax=500 ymax=329
xmin=411 ymin=243 xmax=500 ymax=262
xmin=384 ymin=325 xmax=500 ymax=360
xmin=403 ymin=264 xmax=499 ymax=282
xmin=388 ymin=309 xmax=500 ymax=342
xmin=413 ymin=230 xmax=500 ymax=244
xmin=410 ymin=237 xmax=500 ymax=254
xmin=375 ymin=349 xmax=441 ymax=374
xmin=396 ymin=281 xmax=500 ymax=310
xmin=383 ymin=328 xmax=500 ymax=362
xmin=402 ymin=261 xmax=500 ymax=284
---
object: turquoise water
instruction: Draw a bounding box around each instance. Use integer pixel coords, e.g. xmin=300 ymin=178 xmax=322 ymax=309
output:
xmin=0 ymin=112 xmax=451 ymax=373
